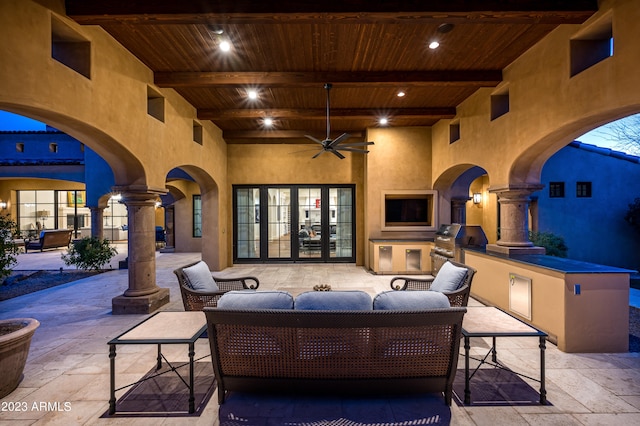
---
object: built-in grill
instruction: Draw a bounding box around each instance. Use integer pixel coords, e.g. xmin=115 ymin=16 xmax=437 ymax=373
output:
xmin=430 ymin=224 xmax=488 ymax=274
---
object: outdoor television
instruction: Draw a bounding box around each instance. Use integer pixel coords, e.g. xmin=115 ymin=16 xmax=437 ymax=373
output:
xmin=381 ymin=190 xmax=437 ymax=231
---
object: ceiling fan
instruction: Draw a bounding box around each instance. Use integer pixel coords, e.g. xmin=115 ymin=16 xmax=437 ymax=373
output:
xmin=305 ymin=83 xmax=374 ymax=159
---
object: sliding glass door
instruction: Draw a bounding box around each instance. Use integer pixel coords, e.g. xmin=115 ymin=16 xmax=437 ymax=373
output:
xmin=234 ymin=185 xmax=355 ymax=263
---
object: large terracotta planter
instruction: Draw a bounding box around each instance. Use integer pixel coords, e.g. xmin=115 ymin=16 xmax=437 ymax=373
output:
xmin=0 ymin=318 xmax=39 ymax=399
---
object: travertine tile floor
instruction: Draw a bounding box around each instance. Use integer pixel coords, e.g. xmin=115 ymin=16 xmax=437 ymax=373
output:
xmin=1 ymin=247 xmax=639 ymax=425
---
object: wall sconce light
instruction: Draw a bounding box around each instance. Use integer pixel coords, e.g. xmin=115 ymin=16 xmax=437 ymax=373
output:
xmin=472 ymin=193 xmax=482 ymax=204
xmin=0 ymin=201 xmax=6 ymax=209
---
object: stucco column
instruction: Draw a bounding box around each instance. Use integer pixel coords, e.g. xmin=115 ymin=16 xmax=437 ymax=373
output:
xmin=451 ymin=197 xmax=469 ymax=225
xmin=89 ymin=206 xmax=104 ymax=239
xmin=112 ymin=188 xmax=169 ymax=314
xmin=486 ymin=185 xmax=546 ymax=256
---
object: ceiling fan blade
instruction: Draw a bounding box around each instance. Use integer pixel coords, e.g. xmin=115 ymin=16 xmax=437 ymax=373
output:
xmin=337 ymin=141 xmax=375 ymax=147
xmin=336 ymin=147 xmax=370 ymax=153
xmin=331 ymin=149 xmax=346 ymax=159
xmin=328 ymin=132 xmax=350 ymax=148
xmin=305 ymin=135 xmax=324 ymax=145
xmin=312 ymin=149 xmax=326 ymax=159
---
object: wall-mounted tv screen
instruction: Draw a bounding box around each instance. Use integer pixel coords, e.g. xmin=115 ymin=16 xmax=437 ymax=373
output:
xmin=384 ymin=195 xmax=430 ymax=226
xmin=381 ymin=190 xmax=437 ymax=231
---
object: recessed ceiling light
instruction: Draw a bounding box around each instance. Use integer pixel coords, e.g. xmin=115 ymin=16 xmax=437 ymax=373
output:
xmin=429 ymin=41 xmax=440 ymax=50
xmin=219 ymin=40 xmax=231 ymax=52
xmin=397 ymin=91 xmax=406 ymax=97
xmin=437 ymin=23 xmax=454 ymax=34
xmin=263 ymin=118 xmax=273 ymax=126
xmin=247 ymin=90 xmax=258 ymax=100
xmin=379 ymin=117 xmax=388 ymax=125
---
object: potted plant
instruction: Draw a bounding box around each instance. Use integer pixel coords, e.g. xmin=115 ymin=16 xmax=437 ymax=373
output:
xmin=0 ymin=318 xmax=40 ymax=398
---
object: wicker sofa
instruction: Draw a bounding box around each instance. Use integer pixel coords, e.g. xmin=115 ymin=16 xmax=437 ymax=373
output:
xmin=390 ymin=260 xmax=476 ymax=307
xmin=204 ymin=289 xmax=466 ymax=406
xmin=173 ymin=261 xmax=260 ymax=311
xmin=24 ymin=229 xmax=72 ymax=252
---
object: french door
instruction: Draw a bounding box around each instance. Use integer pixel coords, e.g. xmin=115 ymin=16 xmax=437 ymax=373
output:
xmin=234 ymin=185 xmax=355 ymax=263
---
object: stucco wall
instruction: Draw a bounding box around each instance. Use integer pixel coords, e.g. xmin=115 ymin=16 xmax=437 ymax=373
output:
xmin=0 ymin=0 xmax=229 ymax=268
xmin=430 ymin=0 xmax=640 ymax=189
xmin=227 ymin=143 xmax=365 ymax=263
xmin=537 ymin=144 xmax=640 ymax=271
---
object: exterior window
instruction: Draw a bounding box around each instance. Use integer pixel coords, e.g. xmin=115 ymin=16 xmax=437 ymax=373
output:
xmin=193 ymin=195 xmax=202 ymax=237
xmin=576 ymin=182 xmax=592 ymax=198
xmin=549 ymin=182 xmax=565 ymax=198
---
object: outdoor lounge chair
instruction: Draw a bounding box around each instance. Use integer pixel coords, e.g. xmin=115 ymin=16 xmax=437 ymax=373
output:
xmin=173 ymin=261 xmax=260 ymax=311
xmin=390 ymin=259 xmax=476 ymax=307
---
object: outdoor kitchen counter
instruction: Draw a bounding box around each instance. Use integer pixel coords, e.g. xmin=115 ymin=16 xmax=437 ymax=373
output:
xmin=464 ymin=247 xmax=636 ymax=274
xmin=463 ymin=248 xmax=632 ymax=353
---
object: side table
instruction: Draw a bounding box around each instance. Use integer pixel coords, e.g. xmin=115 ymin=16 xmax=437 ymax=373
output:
xmin=461 ymin=306 xmax=547 ymax=405
xmin=108 ymin=311 xmax=208 ymax=415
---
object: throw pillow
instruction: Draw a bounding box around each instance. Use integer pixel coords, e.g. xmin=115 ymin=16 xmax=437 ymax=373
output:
xmin=217 ymin=290 xmax=294 ymax=309
xmin=373 ymin=290 xmax=451 ymax=310
xmin=430 ymin=261 xmax=468 ymax=293
xmin=182 ymin=261 xmax=219 ymax=292
xmin=295 ymin=290 xmax=372 ymax=311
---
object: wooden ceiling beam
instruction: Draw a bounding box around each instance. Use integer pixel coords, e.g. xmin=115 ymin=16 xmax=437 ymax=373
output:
xmin=67 ymin=0 xmax=598 ymax=25
xmin=223 ymin=130 xmax=364 ymax=139
xmin=156 ymin=71 xmax=502 ymax=88
xmin=199 ymin=108 xmax=456 ymax=121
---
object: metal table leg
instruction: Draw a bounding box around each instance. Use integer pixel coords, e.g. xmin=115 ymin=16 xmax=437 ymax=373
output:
xmin=539 ymin=336 xmax=547 ymax=405
xmin=188 ymin=342 xmax=196 ymax=413
xmin=464 ymin=335 xmax=471 ymax=405
xmin=108 ymin=344 xmax=116 ymax=415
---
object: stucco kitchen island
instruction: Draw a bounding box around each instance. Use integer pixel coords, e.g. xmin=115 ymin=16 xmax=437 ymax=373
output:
xmin=464 ymin=249 xmax=633 ymax=353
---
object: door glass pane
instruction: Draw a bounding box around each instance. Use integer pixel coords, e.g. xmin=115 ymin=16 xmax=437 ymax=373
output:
xmin=298 ymin=187 xmax=322 ymax=258
xmin=268 ymin=188 xmax=291 ymax=258
xmin=236 ymin=188 xmax=260 ymax=259
xmin=330 ymin=187 xmax=353 ymax=258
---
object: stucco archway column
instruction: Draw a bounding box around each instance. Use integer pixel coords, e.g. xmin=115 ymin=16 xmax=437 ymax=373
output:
xmin=451 ymin=197 xmax=470 ymax=225
xmin=89 ymin=206 xmax=104 ymax=239
xmin=111 ymin=188 xmax=170 ymax=314
xmin=486 ymin=185 xmax=546 ymax=256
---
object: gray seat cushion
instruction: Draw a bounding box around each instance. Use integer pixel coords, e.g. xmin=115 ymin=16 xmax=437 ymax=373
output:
xmin=218 ymin=290 xmax=294 ymax=309
xmin=182 ymin=261 xmax=219 ymax=292
xmin=373 ymin=290 xmax=451 ymax=310
xmin=430 ymin=261 xmax=468 ymax=293
xmin=295 ymin=290 xmax=372 ymax=311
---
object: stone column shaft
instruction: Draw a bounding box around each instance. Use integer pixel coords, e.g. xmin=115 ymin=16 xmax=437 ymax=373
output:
xmin=112 ymin=188 xmax=169 ymax=314
xmin=89 ymin=206 xmax=104 ymax=239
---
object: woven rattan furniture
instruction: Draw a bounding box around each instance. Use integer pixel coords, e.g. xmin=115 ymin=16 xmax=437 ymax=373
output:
xmin=173 ymin=261 xmax=259 ymax=311
xmin=389 ymin=260 xmax=476 ymax=307
xmin=204 ymin=307 xmax=466 ymax=405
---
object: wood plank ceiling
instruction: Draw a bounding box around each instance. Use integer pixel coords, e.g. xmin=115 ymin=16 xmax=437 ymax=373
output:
xmin=65 ymin=1 xmax=598 ymax=144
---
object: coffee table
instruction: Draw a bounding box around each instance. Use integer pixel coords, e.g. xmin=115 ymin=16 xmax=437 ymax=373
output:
xmin=108 ymin=311 xmax=208 ymax=415
xmin=461 ymin=306 xmax=547 ymax=405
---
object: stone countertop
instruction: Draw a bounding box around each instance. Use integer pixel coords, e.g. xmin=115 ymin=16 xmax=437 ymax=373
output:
xmin=466 ymin=247 xmax=637 ymax=274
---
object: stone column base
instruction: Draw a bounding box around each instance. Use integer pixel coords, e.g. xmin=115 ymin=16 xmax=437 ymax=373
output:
xmin=111 ymin=288 xmax=170 ymax=315
xmin=486 ymin=243 xmax=546 ymax=256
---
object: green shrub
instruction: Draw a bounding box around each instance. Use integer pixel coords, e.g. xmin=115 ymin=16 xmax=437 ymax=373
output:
xmin=0 ymin=214 xmax=19 ymax=281
xmin=61 ymin=237 xmax=118 ymax=271
xmin=529 ymin=230 xmax=568 ymax=258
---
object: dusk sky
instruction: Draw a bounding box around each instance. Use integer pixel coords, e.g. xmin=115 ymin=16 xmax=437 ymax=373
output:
xmin=0 ymin=110 xmax=637 ymax=154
